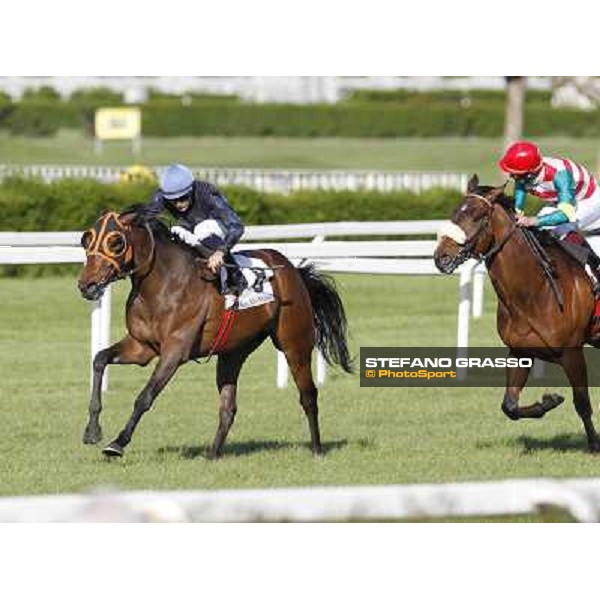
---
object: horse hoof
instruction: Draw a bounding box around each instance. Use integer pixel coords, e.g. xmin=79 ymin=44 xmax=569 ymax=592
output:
xmin=83 ymin=426 xmax=103 ymax=445
xmin=588 ymin=440 xmax=600 ymax=453
xmin=501 ymin=403 xmax=520 ymax=421
xmin=102 ymin=442 xmax=124 ymax=458
xmin=541 ymin=393 xmax=565 ymax=411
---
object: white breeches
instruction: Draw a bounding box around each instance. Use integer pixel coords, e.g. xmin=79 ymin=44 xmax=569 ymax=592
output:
xmin=193 ymin=219 xmax=225 ymax=242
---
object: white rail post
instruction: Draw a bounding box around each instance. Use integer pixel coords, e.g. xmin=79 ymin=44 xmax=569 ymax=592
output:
xmin=532 ymin=359 xmax=546 ymax=379
xmin=90 ymin=301 xmax=102 ymax=391
xmin=316 ymin=351 xmax=327 ymax=387
xmin=100 ymin=285 xmax=112 ymax=391
xmin=472 ymin=264 xmax=486 ymax=318
xmin=457 ymin=261 xmax=474 ymax=348
xmin=276 ymin=351 xmax=288 ymax=389
xmin=457 ymin=261 xmax=474 ymax=380
xmin=90 ymin=286 xmax=111 ymax=392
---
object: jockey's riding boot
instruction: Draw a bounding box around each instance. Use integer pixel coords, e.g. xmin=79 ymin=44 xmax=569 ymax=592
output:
xmin=562 ymin=231 xmax=600 ymax=295
xmin=223 ymin=252 xmax=246 ymax=296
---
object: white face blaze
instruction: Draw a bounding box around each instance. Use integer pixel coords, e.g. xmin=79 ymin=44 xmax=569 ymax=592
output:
xmin=436 ymin=221 xmax=468 ymax=246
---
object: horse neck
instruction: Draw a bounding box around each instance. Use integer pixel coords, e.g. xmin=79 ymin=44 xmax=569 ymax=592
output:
xmin=486 ymin=206 xmax=547 ymax=303
xmin=130 ymin=226 xmax=201 ymax=296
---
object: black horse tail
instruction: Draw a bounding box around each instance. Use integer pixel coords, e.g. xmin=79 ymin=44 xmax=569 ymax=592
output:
xmin=298 ymin=262 xmax=354 ymax=373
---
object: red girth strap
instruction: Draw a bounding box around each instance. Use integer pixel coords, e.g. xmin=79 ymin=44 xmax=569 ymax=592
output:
xmin=203 ymin=307 xmax=237 ymax=363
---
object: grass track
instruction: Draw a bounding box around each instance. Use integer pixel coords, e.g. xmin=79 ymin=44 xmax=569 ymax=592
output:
xmin=1 ymin=273 xmax=599 ymax=500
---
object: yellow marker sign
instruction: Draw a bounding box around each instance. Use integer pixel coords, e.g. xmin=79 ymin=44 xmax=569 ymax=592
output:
xmin=95 ymin=107 xmax=141 ymax=141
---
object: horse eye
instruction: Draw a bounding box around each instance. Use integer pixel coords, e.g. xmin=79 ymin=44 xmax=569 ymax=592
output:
xmin=109 ymin=237 xmax=125 ymax=253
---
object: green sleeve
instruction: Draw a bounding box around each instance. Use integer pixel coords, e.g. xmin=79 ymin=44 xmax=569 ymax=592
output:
xmin=535 ymin=168 xmax=577 ymax=226
xmin=514 ymin=181 xmax=527 ymax=212
xmin=553 ymin=169 xmax=576 ymax=204
xmin=536 ymin=209 xmax=570 ymax=227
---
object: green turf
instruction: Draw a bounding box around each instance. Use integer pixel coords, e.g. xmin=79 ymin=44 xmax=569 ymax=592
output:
xmin=0 ymin=272 xmax=598 ymax=506
xmin=1 ymin=130 xmax=599 ymax=183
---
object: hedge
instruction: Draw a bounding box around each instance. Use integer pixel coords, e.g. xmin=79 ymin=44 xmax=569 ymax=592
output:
xmin=141 ymin=102 xmax=600 ymax=138
xmin=0 ymin=176 xmax=464 ymax=232
xmin=1 ymin=94 xmax=600 ymax=138
xmin=343 ymin=88 xmax=553 ymax=106
xmin=0 ymin=177 xmax=469 ymax=276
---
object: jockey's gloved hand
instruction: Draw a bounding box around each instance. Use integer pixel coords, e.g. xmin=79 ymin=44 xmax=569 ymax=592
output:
xmin=207 ymin=250 xmax=225 ymax=273
xmin=516 ymin=214 xmax=537 ymax=228
xmin=170 ymin=225 xmax=199 ymax=247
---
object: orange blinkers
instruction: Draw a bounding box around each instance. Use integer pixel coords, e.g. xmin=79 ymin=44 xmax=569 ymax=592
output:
xmin=82 ymin=212 xmax=133 ymax=272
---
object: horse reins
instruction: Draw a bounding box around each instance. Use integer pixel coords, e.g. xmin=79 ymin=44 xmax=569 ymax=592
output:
xmin=120 ymin=220 xmax=156 ymax=280
xmin=455 ymin=193 xmax=518 ymax=267
xmin=463 ymin=193 xmax=564 ymax=311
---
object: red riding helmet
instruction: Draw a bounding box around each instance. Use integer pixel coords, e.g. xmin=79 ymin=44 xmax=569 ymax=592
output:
xmin=499 ymin=141 xmax=543 ymax=175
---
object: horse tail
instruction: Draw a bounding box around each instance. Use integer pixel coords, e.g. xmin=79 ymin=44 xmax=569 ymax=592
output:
xmin=297 ymin=262 xmax=354 ymax=373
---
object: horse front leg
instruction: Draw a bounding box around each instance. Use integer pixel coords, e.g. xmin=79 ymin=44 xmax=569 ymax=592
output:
xmin=103 ymin=350 xmax=182 ymax=457
xmin=501 ymin=352 xmax=564 ymax=420
xmin=84 ymin=336 xmax=156 ymax=445
xmin=560 ymin=348 xmax=600 ymax=452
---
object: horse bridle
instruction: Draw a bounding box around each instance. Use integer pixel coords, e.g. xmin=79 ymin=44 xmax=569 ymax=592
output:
xmin=452 ymin=192 xmax=517 ymax=267
xmin=82 ymin=212 xmax=156 ymax=283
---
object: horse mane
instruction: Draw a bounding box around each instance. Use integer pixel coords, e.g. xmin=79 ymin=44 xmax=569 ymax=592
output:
xmin=119 ymin=204 xmax=172 ymax=239
xmin=476 ymin=185 xmax=515 ymax=213
xmin=118 ymin=204 xmax=201 ymax=261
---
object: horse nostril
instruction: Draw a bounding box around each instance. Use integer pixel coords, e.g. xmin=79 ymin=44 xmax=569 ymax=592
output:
xmin=434 ymin=253 xmax=453 ymax=273
xmin=78 ymin=280 xmax=102 ymax=300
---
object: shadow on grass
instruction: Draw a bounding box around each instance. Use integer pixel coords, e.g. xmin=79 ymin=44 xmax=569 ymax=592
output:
xmin=157 ymin=438 xmax=351 ymax=460
xmin=517 ymin=433 xmax=588 ymax=454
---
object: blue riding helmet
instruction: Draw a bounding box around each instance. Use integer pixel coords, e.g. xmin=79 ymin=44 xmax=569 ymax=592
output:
xmin=159 ymin=164 xmax=194 ymax=200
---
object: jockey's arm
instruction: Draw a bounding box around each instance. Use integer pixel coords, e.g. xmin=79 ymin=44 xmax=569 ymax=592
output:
xmin=535 ymin=169 xmax=577 ymax=227
xmin=206 ymin=192 xmax=245 ymax=252
xmin=514 ymin=181 xmax=527 ymax=214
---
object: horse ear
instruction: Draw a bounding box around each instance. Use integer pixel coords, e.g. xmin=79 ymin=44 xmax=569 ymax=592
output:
xmin=467 ymin=174 xmax=479 ymax=193
xmin=119 ymin=212 xmax=140 ymax=227
xmin=119 ymin=211 xmax=137 ymax=226
xmin=488 ymin=183 xmax=507 ymax=202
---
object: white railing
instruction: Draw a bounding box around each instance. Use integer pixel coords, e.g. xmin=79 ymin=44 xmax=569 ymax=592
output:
xmin=1 ymin=477 xmax=599 ymax=522
xmin=0 ymin=164 xmax=468 ymax=194
xmin=0 ymin=221 xmax=486 ymax=390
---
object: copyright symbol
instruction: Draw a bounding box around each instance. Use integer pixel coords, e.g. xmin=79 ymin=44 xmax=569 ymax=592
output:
xmin=365 ymin=370 xmax=375 ymax=378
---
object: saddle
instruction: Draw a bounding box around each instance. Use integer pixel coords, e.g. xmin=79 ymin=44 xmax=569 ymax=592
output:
xmin=537 ymin=229 xmax=600 ymax=333
xmin=219 ymin=252 xmax=276 ymax=311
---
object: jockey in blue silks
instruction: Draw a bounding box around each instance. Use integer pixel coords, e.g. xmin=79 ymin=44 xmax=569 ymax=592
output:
xmin=145 ymin=164 xmax=246 ymax=296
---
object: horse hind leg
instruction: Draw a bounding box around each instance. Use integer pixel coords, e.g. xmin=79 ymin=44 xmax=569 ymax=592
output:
xmin=209 ymin=335 xmax=268 ymax=459
xmin=278 ymin=342 xmax=322 ymax=455
xmin=209 ymin=352 xmax=246 ymax=459
xmin=560 ymin=348 xmax=600 ymax=452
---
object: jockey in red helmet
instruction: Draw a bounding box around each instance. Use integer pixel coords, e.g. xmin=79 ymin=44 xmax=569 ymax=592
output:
xmin=499 ymin=140 xmax=600 ymax=289
xmin=499 ymin=141 xmax=600 ymax=231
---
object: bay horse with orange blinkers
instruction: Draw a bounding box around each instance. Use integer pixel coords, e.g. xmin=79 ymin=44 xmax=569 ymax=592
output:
xmin=77 ymin=206 xmax=353 ymax=459
xmin=435 ymin=175 xmax=600 ymax=453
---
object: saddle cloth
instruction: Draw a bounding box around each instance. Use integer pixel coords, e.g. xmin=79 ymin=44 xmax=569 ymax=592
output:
xmin=220 ymin=252 xmax=275 ymax=310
